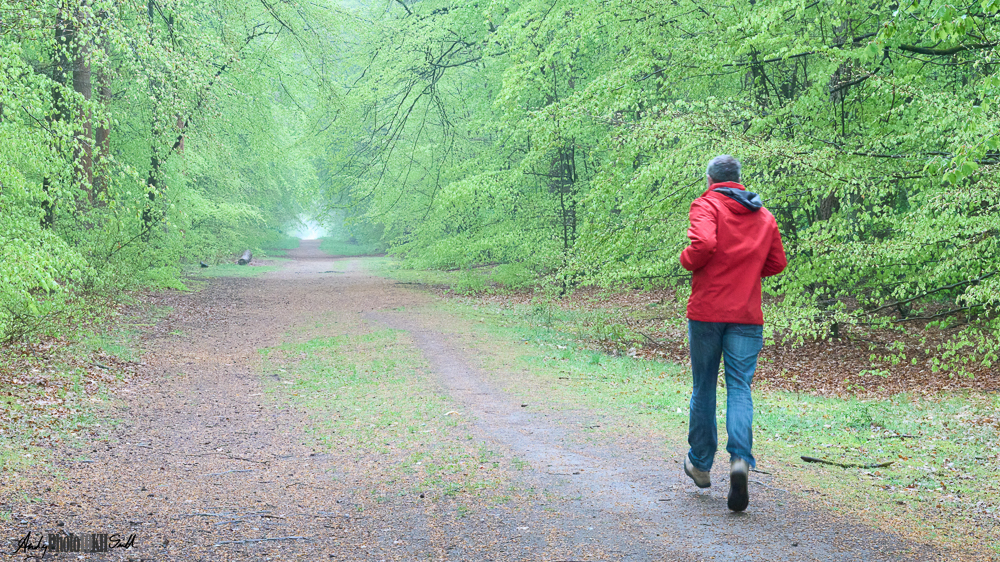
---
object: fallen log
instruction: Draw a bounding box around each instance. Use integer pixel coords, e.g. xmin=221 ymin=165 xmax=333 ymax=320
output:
xmin=238 ymin=250 xmax=252 ymax=265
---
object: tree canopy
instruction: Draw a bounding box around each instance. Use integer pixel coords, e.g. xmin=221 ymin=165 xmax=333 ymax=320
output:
xmin=3 ymin=0 xmax=999 ymax=373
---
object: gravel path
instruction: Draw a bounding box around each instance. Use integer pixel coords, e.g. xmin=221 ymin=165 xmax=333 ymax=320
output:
xmin=1 ymin=241 xmax=973 ymax=561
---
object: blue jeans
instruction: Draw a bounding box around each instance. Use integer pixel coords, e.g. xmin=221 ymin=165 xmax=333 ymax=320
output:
xmin=687 ymin=320 xmax=763 ymax=471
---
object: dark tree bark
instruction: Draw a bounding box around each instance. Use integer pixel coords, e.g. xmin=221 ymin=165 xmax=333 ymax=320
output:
xmin=817 ymin=191 xmax=840 ymax=222
xmin=550 ymin=144 xmax=578 ymax=251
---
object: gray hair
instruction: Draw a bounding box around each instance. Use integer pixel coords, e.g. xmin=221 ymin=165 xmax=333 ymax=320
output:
xmin=706 ymin=155 xmax=741 ymax=183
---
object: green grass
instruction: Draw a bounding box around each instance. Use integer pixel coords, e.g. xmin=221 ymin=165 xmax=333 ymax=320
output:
xmin=453 ymin=298 xmax=999 ymax=494
xmin=261 ymin=330 xmax=452 ymax=453
xmin=754 ymin=392 xmax=999 ymax=515
xmin=374 ymin=262 xmax=456 ymax=287
xmin=374 ymin=258 xmax=538 ymax=294
xmin=0 ymin=444 xmax=41 ymax=476
xmin=185 ymin=261 xmax=284 ymax=278
xmin=0 ymin=361 xmax=125 ymax=476
xmin=74 ymin=322 xmax=152 ymax=362
xmin=260 ymin=329 xmax=514 ymax=499
xmin=318 ymin=238 xmax=385 ymax=257
xmin=81 ymin=333 xmax=134 ymax=360
xmin=483 ymin=317 xmax=692 ymax=431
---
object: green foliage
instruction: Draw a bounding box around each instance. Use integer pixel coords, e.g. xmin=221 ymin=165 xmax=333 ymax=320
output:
xmin=261 ymin=232 xmax=301 ymax=253
xmin=323 ymin=0 xmax=1000 ymax=373
xmin=0 ymin=185 xmax=87 ymax=341
xmin=4 ymin=0 xmax=999 ymax=369
xmin=0 ymin=0 xmax=342 ymax=340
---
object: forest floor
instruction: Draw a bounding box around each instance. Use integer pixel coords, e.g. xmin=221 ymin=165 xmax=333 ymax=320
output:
xmin=0 ymin=239 xmax=996 ymax=561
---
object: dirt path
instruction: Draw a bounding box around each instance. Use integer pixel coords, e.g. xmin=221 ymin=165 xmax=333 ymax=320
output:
xmin=2 ymin=241 xmax=974 ymax=560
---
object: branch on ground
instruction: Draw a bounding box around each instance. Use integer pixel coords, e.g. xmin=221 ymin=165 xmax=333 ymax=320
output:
xmin=801 ymin=456 xmax=894 ymax=469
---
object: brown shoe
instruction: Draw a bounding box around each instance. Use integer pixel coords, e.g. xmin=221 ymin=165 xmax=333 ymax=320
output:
xmin=684 ymin=456 xmax=711 ymax=488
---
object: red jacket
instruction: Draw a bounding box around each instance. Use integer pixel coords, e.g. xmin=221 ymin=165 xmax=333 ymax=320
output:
xmin=679 ymin=181 xmax=787 ymax=325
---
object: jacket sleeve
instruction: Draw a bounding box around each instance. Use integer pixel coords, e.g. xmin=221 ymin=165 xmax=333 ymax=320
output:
xmin=679 ymin=197 xmax=717 ymax=272
xmin=761 ymin=218 xmax=788 ymax=277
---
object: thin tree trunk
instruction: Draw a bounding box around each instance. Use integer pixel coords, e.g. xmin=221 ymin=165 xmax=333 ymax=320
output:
xmin=141 ymin=150 xmax=160 ymax=240
xmin=73 ymin=10 xmax=94 ymax=204
xmin=176 ymin=115 xmax=185 ymax=153
xmin=44 ymin=1 xmax=74 ymax=228
xmin=93 ymin=66 xmax=111 ymax=200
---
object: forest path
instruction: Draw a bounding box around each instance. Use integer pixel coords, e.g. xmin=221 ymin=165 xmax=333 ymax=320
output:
xmin=4 ymin=240 xmax=965 ymax=561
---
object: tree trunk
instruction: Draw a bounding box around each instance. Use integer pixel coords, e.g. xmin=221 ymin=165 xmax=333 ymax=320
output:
xmin=44 ymin=2 xmax=74 ymax=228
xmin=141 ymin=149 xmax=160 ymax=241
xmin=175 ymin=115 xmax=185 ymax=153
xmin=73 ymin=14 xmax=94 ymax=205
xmin=93 ymin=65 xmax=111 ymax=200
xmin=238 ymin=250 xmax=253 ymax=265
xmin=817 ymin=192 xmax=839 ymax=221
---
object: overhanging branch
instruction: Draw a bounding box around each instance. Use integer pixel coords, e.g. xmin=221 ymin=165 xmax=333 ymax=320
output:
xmin=899 ymin=42 xmax=998 ymax=56
xmin=862 ymin=271 xmax=997 ymax=316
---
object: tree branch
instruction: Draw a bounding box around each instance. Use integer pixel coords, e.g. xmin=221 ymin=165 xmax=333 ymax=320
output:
xmin=898 ymin=42 xmax=998 ymax=56
xmin=829 ymin=71 xmax=875 ymax=95
xmin=393 ymin=0 xmax=412 ymax=16
xmin=863 ymin=271 xmax=997 ymax=316
xmin=801 ymin=456 xmax=894 ymax=469
xmin=893 ymin=306 xmax=976 ymax=323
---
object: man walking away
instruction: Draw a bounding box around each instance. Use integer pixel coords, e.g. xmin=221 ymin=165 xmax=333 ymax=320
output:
xmin=679 ymin=155 xmax=787 ymax=512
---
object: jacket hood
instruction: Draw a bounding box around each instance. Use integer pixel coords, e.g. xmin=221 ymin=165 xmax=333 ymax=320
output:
xmin=709 ymin=182 xmax=762 ymax=212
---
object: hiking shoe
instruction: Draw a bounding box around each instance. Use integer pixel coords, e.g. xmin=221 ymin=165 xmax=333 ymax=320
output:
xmin=728 ymin=457 xmax=750 ymax=512
xmin=684 ymin=456 xmax=711 ymax=488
